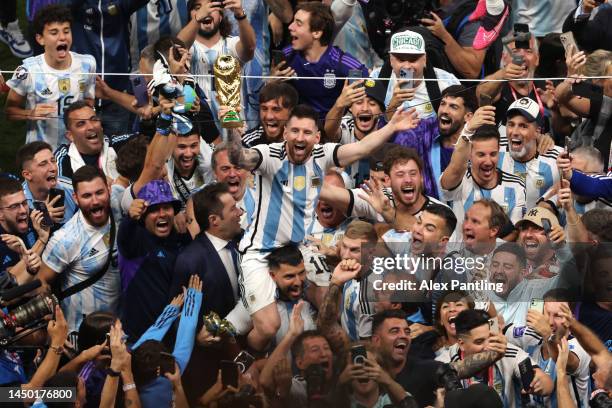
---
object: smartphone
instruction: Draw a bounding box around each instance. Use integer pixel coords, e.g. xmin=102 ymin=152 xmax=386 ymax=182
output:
xmin=48 ymin=188 xmax=65 ymax=208
xmin=272 ymin=50 xmax=285 ymax=66
xmin=559 ymin=32 xmax=578 ymax=57
xmin=514 ymin=23 xmax=530 ymax=49
xmin=572 ymin=81 xmax=602 ymax=99
xmin=234 ymin=350 xmax=255 ymax=374
xmin=399 ymin=67 xmax=414 ymax=89
xmin=541 ymin=218 xmax=552 ymax=236
xmin=488 ymin=317 xmax=500 ymax=334
xmin=529 ymin=298 xmax=544 ymax=314
xmin=351 ymin=344 xmax=367 ymax=365
xmin=221 ymin=360 xmax=239 ymax=388
xmin=32 ymin=201 xmax=53 ymax=229
xmin=518 ymin=358 xmax=535 ymax=391
xmin=564 ymin=136 xmax=571 ymax=153
xmin=348 ymin=68 xmax=363 ymax=85
xmin=480 ymin=93 xmax=493 ymax=107
xmin=512 ymin=53 xmax=525 ymax=67
xmin=130 ymin=74 xmax=149 ymax=108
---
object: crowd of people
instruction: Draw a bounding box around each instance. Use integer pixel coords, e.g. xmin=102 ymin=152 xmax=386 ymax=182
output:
xmin=0 ymin=0 xmax=611 ymax=407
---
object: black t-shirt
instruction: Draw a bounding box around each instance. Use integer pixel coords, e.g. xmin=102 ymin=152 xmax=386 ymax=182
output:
xmin=0 ymin=223 xmax=38 ymax=273
xmin=396 ymin=357 xmax=445 ymax=407
xmin=576 ymin=302 xmax=612 ymax=352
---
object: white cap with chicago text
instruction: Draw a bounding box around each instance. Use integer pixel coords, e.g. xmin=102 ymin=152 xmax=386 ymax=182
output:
xmin=389 ymin=30 xmax=426 ymax=54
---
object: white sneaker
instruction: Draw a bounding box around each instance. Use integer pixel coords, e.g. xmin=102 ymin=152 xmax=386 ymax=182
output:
xmin=0 ymin=20 xmax=33 ymax=58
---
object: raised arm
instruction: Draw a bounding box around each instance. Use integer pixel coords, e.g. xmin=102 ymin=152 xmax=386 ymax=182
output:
xmin=336 ymin=107 xmax=418 ymax=168
xmin=177 ymin=2 xmax=223 ymax=49
xmin=324 ymin=80 xmax=366 ymax=142
xmin=226 ymin=0 xmax=256 ymax=62
xmin=227 ymin=134 xmax=261 ymax=172
xmin=265 ymin=0 xmax=293 ymax=24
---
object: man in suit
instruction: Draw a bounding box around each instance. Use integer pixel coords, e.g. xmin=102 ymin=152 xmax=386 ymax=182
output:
xmin=169 ymin=181 xmax=243 ymax=404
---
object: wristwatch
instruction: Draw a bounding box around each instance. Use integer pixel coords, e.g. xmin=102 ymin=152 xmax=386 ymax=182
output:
xmin=106 ymin=367 xmax=121 ymax=377
xmin=234 ymin=8 xmax=247 ymax=20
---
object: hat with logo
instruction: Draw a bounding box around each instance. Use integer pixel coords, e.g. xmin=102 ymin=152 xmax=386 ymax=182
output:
xmin=389 ymin=30 xmax=426 ymax=54
xmin=507 ymin=97 xmax=541 ymax=123
xmin=137 ymin=179 xmax=182 ymax=213
xmin=363 ymin=78 xmax=386 ymax=111
xmin=515 ymin=206 xmax=560 ymax=230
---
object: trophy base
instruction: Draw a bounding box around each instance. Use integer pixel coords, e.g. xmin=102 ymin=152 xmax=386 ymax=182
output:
xmin=221 ymin=110 xmax=243 ymax=129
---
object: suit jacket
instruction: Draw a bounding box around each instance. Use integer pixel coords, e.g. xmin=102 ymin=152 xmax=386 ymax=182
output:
xmin=170 ymin=232 xmax=239 ymax=317
xmin=169 ymin=232 xmax=240 ymax=405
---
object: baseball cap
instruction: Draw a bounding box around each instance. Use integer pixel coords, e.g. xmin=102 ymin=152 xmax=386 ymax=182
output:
xmin=515 ymin=207 xmax=560 ymax=230
xmin=389 ymin=30 xmax=426 ymax=54
xmin=364 ymin=78 xmax=386 ymax=111
xmin=507 ymin=97 xmax=540 ymax=123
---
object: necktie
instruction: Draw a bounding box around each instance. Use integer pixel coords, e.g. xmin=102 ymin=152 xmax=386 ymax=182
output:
xmin=225 ymin=241 xmax=240 ymax=275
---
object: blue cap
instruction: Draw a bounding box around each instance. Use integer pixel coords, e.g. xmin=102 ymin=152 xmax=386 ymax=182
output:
xmin=137 ymin=180 xmax=182 ymax=213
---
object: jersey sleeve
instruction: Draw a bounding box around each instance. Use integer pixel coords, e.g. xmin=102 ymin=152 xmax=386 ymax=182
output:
xmin=7 ymin=64 xmax=33 ymax=97
xmin=227 ymin=36 xmax=242 ymax=62
xmin=84 ymin=55 xmax=97 ymax=100
xmin=504 ymin=324 xmax=542 ymax=351
xmin=567 ymin=339 xmax=591 ymax=377
xmin=339 ymin=116 xmax=354 ymax=145
xmin=439 ymin=174 xmax=465 ymax=202
xmin=321 ymin=143 xmax=342 ymax=170
xmin=251 ymin=143 xmax=271 ymax=174
xmin=173 ymin=287 xmax=203 ymax=373
xmin=570 ymin=171 xmax=612 ymax=199
xmin=42 ymin=229 xmax=72 ymax=274
xmin=347 ymin=188 xmax=384 ymax=222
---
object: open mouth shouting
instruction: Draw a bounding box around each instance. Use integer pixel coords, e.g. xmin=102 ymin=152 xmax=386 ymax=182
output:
xmin=263 ymin=120 xmax=281 ymax=137
xmin=399 ymin=184 xmax=416 ymax=203
xmin=179 ymin=155 xmax=195 ymax=171
xmin=16 ymin=213 xmax=29 ymax=231
xmin=291 ymin=142 xmax=308 ymax=160
xmin=438 ymin=114 xmax=452 ymax=130
xmin=392 ymin=339 xmax=409 ymax=358
xmin=46 ymin=174 xmax=57 ymax=187
xmin=56 ymin=43 xmax=69 ymax=59
xmin=88 ymin=205 xmax=108 ymax=224
xmin=318 ymin=203 xmax=335 ymax=220
xmin=154 ymin=217 xmax=172 ymax=236
xmin=522 ymin=239 xmax=541 ymax=256
xmin=478 ymin=164 xmax=495 ymax=180
xmin=355 ymin=113 xmax=375 ymax=131
xmin=446 ymin=315 xmax=457 ymax=333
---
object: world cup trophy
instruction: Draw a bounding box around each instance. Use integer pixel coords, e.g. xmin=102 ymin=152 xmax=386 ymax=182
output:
xmin=214 ymin=55 xmax=243 ymax=128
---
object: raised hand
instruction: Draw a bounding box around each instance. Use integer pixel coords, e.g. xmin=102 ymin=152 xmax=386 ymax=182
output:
xmin=287 ymin=300 xmax=305 ymax=338
xmin=358 ymin=178 xmax=392 ymax=217
xmin=388 ymin=106 xmax=419 ymax=132
xmin=330 ymin=258 xmax=362 ymax=286
xmin=466 ymin=106 xmax=496 ymax=131
xmin=335 ymin=80 xmax=366 ymax=109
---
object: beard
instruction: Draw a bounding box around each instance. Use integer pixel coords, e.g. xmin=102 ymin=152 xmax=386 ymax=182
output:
xmin=439 ymin=120 xmax=462 ymax=137
xmin=198 ymin=24 xmax=220 ymax=39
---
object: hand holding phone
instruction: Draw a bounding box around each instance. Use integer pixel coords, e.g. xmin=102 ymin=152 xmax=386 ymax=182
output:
xmin=399 ymin=68 xmax=414 ymax=89
xmin=130 ymin=74 xmax=149 ymax=108
xmin=529 ymin=298 xmax=544 ymax=314
xmin=272 ymin=50 xmax=285 ymax=67
xmin=221 ymin=360 xmax=239 ymax=388
xmin=348 ymin=69 xmax=363 ymax=86
xmin=234 ymin=351 xmax=255 ymax=374
xmin=33 ymin=201 xmax=53 ymax=229
xmin=518 ymin=358 xmax=535 ymax=391
xmin=49 ymin=188 xmax=65 ymax=208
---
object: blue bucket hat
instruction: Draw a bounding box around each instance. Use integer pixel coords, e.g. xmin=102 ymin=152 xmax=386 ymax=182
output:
xmin=137 ymin=180 xmax=182 ymax=213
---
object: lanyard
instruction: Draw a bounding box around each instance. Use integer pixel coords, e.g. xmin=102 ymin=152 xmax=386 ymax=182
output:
xmin=510 ymin=83 xmax=545 ymax=117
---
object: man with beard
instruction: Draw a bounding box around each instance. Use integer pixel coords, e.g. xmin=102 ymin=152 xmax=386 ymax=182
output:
xmin=324 ymin=78 xmax=386 ymax=188
xmin=228 ymin=103 xmax=418 ymax=350
xmin=498 ymin=98 xmax=562 ymax=208
xmin=515 ymin=207 xmax=567 ymax=279
xmin=241 ymin=82 xmax=298 ymax=147
xmin=16 ymin=141 xmax=76 ymax=224
xmin=476 ymin=32 xmax=546 ymax=127
xmin=0 ymin=177 xmax=48 ymax=284
xmin=118 ymin=180 xmax=192 ymax=342
xmin=320 ymin=146 xmax=447 ymax=232
xmin=211 ymin=142 xmax=254 ymax=229
xmin=440 ymin=111 xmax=527 ymax=235
xmin=487 ymin=242 xmax=579 ymax=326
xmin=37 ymin=166 xmax=120 ymax=335
xmin=179 ymin=0 xmax=256 ymax=131
xmin=55 ymin=101 xmax=129 ymax=183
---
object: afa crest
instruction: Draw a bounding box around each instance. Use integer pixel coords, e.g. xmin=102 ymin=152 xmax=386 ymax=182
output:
xmin=293 ymin=176 xmax=306 ymax=191
xmin=323 ymin=70 xmax=336 ymax=89
xmin=58 ymin=78 xmax=70 ymax=94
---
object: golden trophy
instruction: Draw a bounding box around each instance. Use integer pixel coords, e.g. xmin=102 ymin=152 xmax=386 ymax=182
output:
xmin=213 ymin=55 xmax=243 ymax=128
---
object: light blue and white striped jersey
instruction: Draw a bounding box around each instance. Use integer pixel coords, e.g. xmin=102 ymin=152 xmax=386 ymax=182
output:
xmin=339 ymin=115 xmax=371 ymax=188
xmin=129 ymin=0 xmax=189 ymax=72
xmin=190 ymin=37 xmax=241 ymax=132
xmin=240 ymin=142 xmax=340 ymax=253
xmin=498 ymin=146 xmax=562 ymax=209
xmin=276 ymin=299 xmax=317 ymax=347
xmin=228 ymin=0 xmax=270 ymax=128
xmin=7 ymin=52 xmax=96 ymax=149
xmin=42 ymin=211 xmax=120 ymax=333
xmin=341 ymin=277 xmax=373 ymax=341
xmin=505 ymin=325 xmax=591 ymax=408
xmin=302 ymin=217 xmax=352 ymax=286
xmin=539 ymin=186 xmax=612 ymax=226
xmin=333 ymin=4 xmax=382 ymax=70
xmin=440 ymin=168 xmax=526 ymax=234
xmin=239 ymin=185 xmax=256 ymax=230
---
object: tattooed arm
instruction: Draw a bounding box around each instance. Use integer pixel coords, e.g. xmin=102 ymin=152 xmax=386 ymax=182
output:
xmin=227 ymin=134 xmax=261 ymax=172
xmin=316 ymin=259 xmax=361 ymax=355
xmin=451 ymin=333 xmax=507 ymax=379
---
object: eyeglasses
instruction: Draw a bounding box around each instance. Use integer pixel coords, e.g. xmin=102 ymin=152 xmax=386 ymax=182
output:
xmin=1 ymin=200 xmax=29 ymax=211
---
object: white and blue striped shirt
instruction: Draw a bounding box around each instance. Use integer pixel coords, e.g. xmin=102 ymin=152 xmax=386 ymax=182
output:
xmin=440 ymin=168 xmax=526 ymax=234
xmin=240 ymin=142 xmax=340 ymax=253
xmin=42 ymin=211 xmax=120 ymax=333
xmin=498 ymin=146 xmax=562 ymax=209
xmin=7 ymin=52 xmax=96 ymax=149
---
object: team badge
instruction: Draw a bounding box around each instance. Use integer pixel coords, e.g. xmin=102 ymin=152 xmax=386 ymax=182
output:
xmin=516 ymin=171 xmax=527 ymax=182
xmin=311 ymin=176 xmax=321 ymax=188
xmin=534 ymin=176 xmax=544 ymax=188
xmin=58 ymin=78 xmax=70 ymax=94
xmin=323 ymin=70 xmax=336 ymax=89
xmin=423 ymin=102 xmax=433 ymax=114
xmin=322 ymin=233 xmax=333 ymax=246
xmin=15 ymin=65 xmax=28 ymax=81
xmin=293 ymin=176 xmax=306 ymax=191
xmin=103 ymin=232 xmax=110 ymax=248
xmin=79 ymin=80 xmax=86 ymax=93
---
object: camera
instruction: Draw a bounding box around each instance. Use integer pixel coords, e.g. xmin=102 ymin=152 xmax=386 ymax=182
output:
xmin=436 ymin=363 xmax=463 ymax=392
xmin=362 ymin=0 xmax=434 ymax=57
xmin=0 ymin=293 xmax=58 ymax=346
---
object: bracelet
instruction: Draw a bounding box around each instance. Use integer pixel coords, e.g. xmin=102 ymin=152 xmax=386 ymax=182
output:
xmin=123 ymin=383 xmax=136 ymax=392
xmin=106 ymin=367 xmax=121 ymax=377
xmin=234 ymin=9 xmax=247 ymax=20
xmin=49 ymin=345 xmax=64 ymax=355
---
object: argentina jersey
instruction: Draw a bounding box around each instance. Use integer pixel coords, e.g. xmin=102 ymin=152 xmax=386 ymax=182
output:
xmin=129 ymin=0 xmax=189 ymax=72
xmin=302 ymin=217 xmax=352 ymax=286
xmin=441 ymin=168 xmax=526 ymax=234
xmin=539 ymin=186 xmax=612 ymax=225
xmin=333 ymin=4 xmax=382 ymax=70
xmin=498 ymin=146 xmax=562 ymax=209
xmin=240 ymin=142 xmax=340 ymax=253
xmin=339 ymin=115 xmax=370 ymax=188
xmin=7 ymin=52 xmax=96 ymax=149
xmin=42 ymin=212 xmax=120 ymax=333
